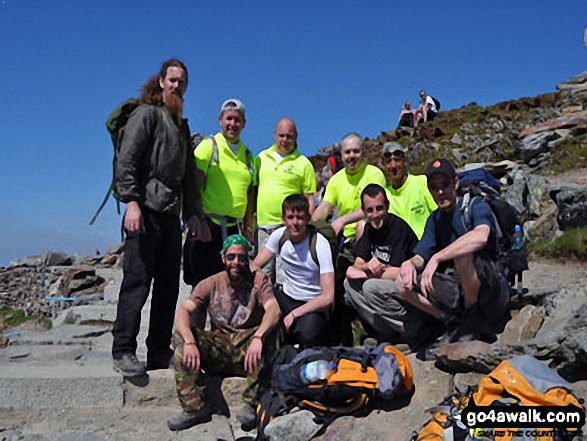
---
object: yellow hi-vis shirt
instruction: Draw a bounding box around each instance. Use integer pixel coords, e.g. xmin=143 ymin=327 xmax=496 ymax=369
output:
xmin=385 ymin=174 xmax=437 ymax=239
xmin=194 ymin=133 xmax=255 ymax=221
xmin=323 ymin=162 xmax=386 ymax=239
xmin=257 ymin=145 xmax=316 ymax=226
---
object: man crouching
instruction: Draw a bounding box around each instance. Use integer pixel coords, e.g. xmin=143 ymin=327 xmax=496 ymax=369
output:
xmin=167 ymin=234 xmax=281 ymax=431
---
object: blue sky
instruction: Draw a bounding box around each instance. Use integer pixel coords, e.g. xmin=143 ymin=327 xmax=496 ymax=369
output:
xmin=0 ymin=1 xmax=585 ymax=266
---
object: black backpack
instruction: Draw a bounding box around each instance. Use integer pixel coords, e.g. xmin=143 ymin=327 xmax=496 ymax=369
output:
xmin=255 ymin=344 xmax=414 ymax=440
xmin=89 ymin=99 xmax=162 ymax=225
xmin=457 ymin=168 xmax=529 ymax=289
xmin=431 ymin=96 xmax=441 ymax=110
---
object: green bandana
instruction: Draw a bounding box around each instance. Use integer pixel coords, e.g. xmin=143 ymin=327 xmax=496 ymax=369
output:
xmin=220 ymin=234 xmax=250 ymax=255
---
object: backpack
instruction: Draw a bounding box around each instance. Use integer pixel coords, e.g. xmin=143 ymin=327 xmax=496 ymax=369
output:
xmin=278 ymin=220 xmax=340 ymax=267
xmin=89 ymin=99 xmax=162 ymax=225
xmin=457 ymin=168 xmax=529 ymax=289
xmin=431 ymin=96 xmax=441 ymax=110
xmin=255 ymin=343 xmax=414 ymax=440
xmin=412 ymin=355 xmax=584 ymax=441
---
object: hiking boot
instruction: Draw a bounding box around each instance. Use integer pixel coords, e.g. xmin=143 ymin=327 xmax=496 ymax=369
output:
xmin=167 ymin=408 xmax=212 ymax=431
xmin=113 ymin=353 xmax=146 ymax=377
xmin=236 ymin=403 xmax=257 ymax=432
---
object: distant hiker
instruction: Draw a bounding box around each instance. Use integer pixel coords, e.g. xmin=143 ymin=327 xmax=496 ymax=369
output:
xmin=253 ymin=194 xmax=335 ymax=347
xmin=184 ymin=99 xmax=257 ymax=287
xmin=382 ymin=141 xmax=436 ymax=239
xmin=111 ymin=59 xmax=209 ymax=377
xmin=168 ymin=234 xmax=281 ymax=431
xmin=324 ymin=142 xmax=344 ymax=177
xmin=344 ymin=184 xmax=421 ymax=344
xmin=397 ymin=158 xmax=510 ymax=354
xmin=397 ymin=100 xmax=417 ymax=129
xmin=419 ymin=89 xmax=439 ymax=122
xmin=256 ymin=118 xmax=316 ymax=284
xmin=311 ymin=132 xmax=386 ymax=345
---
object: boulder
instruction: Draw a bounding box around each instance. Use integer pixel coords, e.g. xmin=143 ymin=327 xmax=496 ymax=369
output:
xmin=518 ymin=131 xmax=559 ymax=166
xmin=265 ymin=409 xmax=321 ymax=441
xmin=550 ymin=184 xmax=587 ymax=229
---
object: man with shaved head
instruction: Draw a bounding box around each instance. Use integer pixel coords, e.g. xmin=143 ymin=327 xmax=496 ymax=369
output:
xmin=255 ymin=117 xmax=316 ymax=283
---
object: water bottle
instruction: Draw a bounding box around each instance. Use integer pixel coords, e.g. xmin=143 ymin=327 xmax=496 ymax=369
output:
xmin=511 ymin=224 xmax=525 ymax=250
xmin=300 ymin=360 xmax=336 ymax=384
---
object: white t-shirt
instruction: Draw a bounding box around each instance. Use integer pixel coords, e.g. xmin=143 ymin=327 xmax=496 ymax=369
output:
xmin=266 ymin=226 xmax=334 ymax=302
xmin=425 ymin=95 xmax=437 ymax=113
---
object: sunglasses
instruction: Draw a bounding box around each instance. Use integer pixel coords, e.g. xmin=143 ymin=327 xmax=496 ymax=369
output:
xmin=428 ymin=180 xmax=452 ymax=191
xmin=225 ymin=253 xmax=247 ymax=262
xmin=383 ymin=150 xmax=405 ymax=159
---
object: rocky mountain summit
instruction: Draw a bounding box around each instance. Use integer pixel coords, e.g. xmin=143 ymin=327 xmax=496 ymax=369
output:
xmin=1 ymin=72 xmax=586 ymax=440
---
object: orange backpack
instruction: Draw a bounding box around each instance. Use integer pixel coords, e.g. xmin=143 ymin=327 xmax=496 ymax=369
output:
xmin=413 ymin=355 xmax=584 ymax=441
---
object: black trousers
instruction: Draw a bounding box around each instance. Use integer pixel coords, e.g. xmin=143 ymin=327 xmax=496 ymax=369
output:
xmin=112 ymin=207 xmax=182 ymax=362
xmin=183 ymin=220 xmax=239 ymax=287
xmin=274 ymin=288 xmax=329 ymax=347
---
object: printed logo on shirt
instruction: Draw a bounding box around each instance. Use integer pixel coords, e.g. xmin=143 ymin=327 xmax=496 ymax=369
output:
xmin=411 ymin=202 xmax=425 ymax=215
xmin=372 ymin=245 xmax=392 ymax=264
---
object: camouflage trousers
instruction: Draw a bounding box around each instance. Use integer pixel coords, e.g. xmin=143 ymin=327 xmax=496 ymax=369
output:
xmin=173 ymin=327 xmax=274 ymax=412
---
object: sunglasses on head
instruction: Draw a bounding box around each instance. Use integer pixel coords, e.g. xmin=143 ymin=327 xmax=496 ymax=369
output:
xmin=383 ymin=150 xmax=405 ymax=159
xmin=225 ymin=253 xmax=247 ymax=262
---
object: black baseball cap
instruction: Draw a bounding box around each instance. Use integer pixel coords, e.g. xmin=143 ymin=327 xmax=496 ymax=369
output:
xmin=426 ymin=157 xmax=456 ymax=179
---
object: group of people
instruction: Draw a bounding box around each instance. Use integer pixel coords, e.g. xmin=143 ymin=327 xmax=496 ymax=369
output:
xmin=397 ymin=89 xmax=439 ymax=129
xmin=109 ymin=59 xmax=510 ymax=432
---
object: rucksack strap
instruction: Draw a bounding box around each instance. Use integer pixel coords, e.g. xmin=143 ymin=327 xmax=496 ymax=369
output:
xmin=459 ymin=194 xmax=503 ymax=242
xmin=278 ymin=226 xmax=320 ymax=267
xmin=207 ymin=135 xmax=256 ymax=184
xmin=89 ymin=182 xmax=120 ymax=226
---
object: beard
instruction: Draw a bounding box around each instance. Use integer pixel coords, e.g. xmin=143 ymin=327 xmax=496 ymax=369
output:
xmin=163 ymin=90 xmax=183 ymax=122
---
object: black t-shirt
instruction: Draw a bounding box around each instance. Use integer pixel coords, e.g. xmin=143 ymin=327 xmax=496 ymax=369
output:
xmin=355 ymin=214 xmax=418 ymax=267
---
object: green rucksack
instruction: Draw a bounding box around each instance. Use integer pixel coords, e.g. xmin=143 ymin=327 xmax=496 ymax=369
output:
xmin=278 ymin=220 xmax=340 ymax=267
xmin=89 ymin=99 xmax=162 ymax=225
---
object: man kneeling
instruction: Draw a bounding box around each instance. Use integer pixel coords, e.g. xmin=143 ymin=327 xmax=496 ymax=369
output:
xmin=397 ymin=158 xmax=510 ymax=354
xmin=168 ymin=234 xmax=280 ymax=431
xmin=344 ymin=184 xmax=422 ymax=345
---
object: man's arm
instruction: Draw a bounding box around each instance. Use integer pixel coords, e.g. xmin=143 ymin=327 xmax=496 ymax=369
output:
xmin=116 ymin=106 xmax=155 ymax=233
xmin=331 ymin=207 xmax=365 ymax=235
xmin=347 ymin=256 xmax=387 ymax=279
xmin=283 ymin=272 xmax=335 ymax=331
xmin=419 ymin=224 xmax=489 ymax=296
xmin=244 ymin=293 xmax=281 ymax=373
xmin=174 ymin=298 xmax=203 ymax=372
xmin=251 ymin=246 xmax=276 ymax=272
xmin=305 ymin=193 xmax=316 ymax=216
xmin=312 ymin=200 xmax=333 ymax=222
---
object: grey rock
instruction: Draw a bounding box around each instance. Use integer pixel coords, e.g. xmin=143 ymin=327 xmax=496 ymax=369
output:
xmin=450 ymin=134 xmax=462 ymax=145
xmin=434 ymin=341 xmax=517 ymax=374
xmin=496 ymin=305 xmax=544 ymax=346
xmin=519 ymin=131 xmax=559 ymax=165
xmin=558 ymin=303 xmax=587 ymax=381
xmin=460 ymin=122 xmax=474 ymax=133
xmin=264 ymin=409 xmax=321 ymax=441
xmin=69 ymin=253 xmax=93 ymax=266
xmin=560 ymin=71 xmax=587 ymax=86
xmin=54 ymin=434 xmax=107 ymax=441
xmin=42 ymin=251 xmax=72 ymax=267
xmin=550 ymin=184 xmax=587 ymax=229
xmin=106 ymin=243 xmax=124 ymax=255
